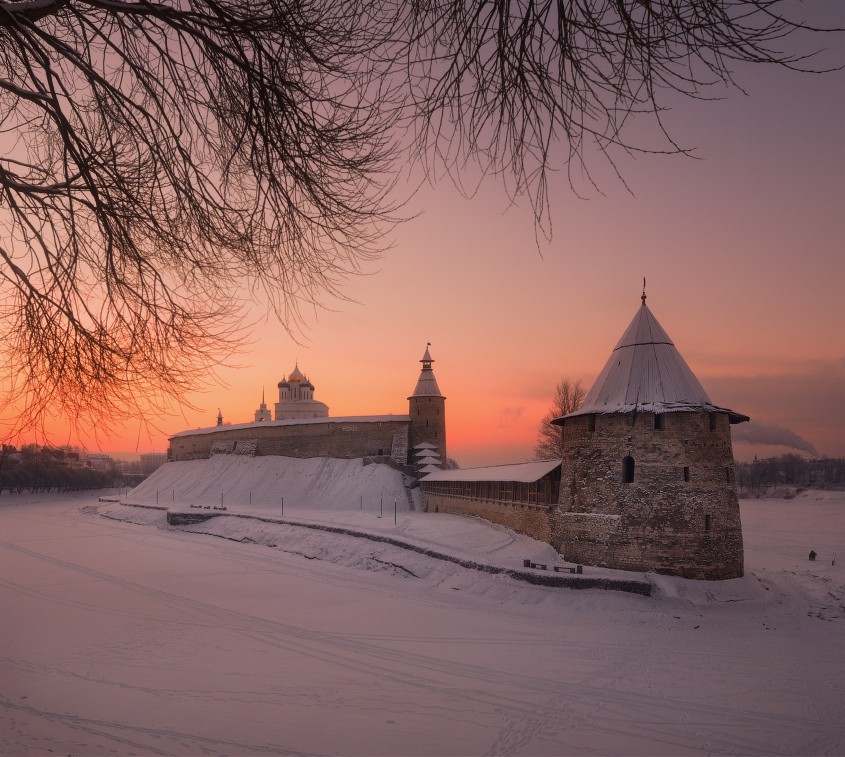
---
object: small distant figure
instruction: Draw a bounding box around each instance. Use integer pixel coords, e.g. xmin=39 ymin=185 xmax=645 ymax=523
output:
xmin=808 ymin=550 xmax=817 ymax=561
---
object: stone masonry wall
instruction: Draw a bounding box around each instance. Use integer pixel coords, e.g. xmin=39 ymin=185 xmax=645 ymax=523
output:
xmin=409 ymin=396 xmax=447 ymax=460
xmin=553 ymin=411 xmax=744 ymax=579
xmin=170 ymin=420 xmax=410 ymax=462
xmin=423 ymin=494 xmax=551 ymax=542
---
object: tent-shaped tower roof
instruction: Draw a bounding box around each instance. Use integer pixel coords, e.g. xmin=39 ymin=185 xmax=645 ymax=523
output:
xmin=409 ymin=344 xmax=444 ymax=398
xmin=558 ymin=293 xmax=748 ymax=424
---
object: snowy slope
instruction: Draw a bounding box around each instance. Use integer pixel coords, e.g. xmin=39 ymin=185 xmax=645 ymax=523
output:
xmin=122 ymin=455 xmax=634 ymax=578
xmin=128 ymin=455 xmax=418 ymax=512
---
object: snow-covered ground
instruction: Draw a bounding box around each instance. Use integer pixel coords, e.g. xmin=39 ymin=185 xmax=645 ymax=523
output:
xmin=126 ymin=456 xmax=422 ymax=514
xmin=0 ymin=477 xmax=842 ymax=755
xmin=113 ymin=457 xmax=580 ymax=577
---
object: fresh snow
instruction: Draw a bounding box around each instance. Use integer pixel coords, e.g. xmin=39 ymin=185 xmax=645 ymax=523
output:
xmin=413 ymin=455 xmax=442 ymax=466
xmin=129 ymin=455 xmax=419 ymax=512
xmin=423 ymin=459 xmax=561 ymax=483
xmin=123 ymin=457 xmax=565 ymax=570
xmin=567 ymin=302 xmax=747 ymax=422
xmin=1 ymin=476 xmax=843 ymax=755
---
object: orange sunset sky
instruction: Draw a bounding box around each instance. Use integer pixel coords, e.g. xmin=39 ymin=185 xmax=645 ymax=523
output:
xmin=4 ymin=11 xmax=844 ymax=467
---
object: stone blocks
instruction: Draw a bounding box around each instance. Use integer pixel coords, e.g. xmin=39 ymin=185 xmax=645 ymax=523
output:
xmin=170 ymin=420 xmax=410 ymax=463
xmin=552 ymin=410 xmax=744 ymax=579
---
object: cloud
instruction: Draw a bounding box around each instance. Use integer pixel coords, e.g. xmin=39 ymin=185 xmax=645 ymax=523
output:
xmin=731 ymin=421 xmax=818 ymax=457
xmin=704 ymin=358 xmax=845 ymax=457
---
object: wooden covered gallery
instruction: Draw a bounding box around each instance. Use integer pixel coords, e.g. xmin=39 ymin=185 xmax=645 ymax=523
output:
xmin=419 ymin=460 xmax=562 ymax=542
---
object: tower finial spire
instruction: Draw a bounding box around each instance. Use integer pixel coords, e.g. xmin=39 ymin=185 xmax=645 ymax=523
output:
xmin=420 ymin=343 xmax=434 ymax=366
xmin=641 ymin=277 xmax=647 ymax=305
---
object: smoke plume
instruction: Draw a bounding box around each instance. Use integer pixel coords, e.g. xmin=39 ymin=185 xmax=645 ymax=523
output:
xmin=732 ymin=421 xmax=818 ymax=457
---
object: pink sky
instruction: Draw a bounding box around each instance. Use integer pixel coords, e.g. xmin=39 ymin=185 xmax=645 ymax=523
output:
xmin=5 ymin=17 xmax=844 ymax=466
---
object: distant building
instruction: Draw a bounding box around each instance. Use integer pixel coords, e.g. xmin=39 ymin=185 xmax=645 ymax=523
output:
xmin=254 ymin=390 xmax=272 ymax=422
xmin=139 ymin=452 xmax=168 ymax=475
xmin=273 ymin=364 xmax=329 ymax=420
xmin=169 ymin=347 xmax=447 ymax=466
xmin=408 ymin=346 xmax=447 ymax=461
xmin=85 ymin=452 xmax=114 ymax=472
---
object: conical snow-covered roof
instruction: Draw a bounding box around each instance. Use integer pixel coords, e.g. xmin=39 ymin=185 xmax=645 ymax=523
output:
xmin=413 ymin=442 xmax=436 ymax=451
xmin=409 ymin=344 xmax=444 ymax=398
xmin=559 ymin=295 xmax=748 ymax=424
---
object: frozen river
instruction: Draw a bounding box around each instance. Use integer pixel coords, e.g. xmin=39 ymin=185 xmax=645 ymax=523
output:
xmin=1 ymin=491 xmax=843 ymax=755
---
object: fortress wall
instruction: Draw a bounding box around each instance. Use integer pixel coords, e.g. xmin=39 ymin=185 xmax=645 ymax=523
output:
xmin=170 ymin=420 xmax=410 ymax=462
xmin=423 ymin=494 xmax=551 ymax=543
xmin=553 ymin=411 xmax=744 ymax=579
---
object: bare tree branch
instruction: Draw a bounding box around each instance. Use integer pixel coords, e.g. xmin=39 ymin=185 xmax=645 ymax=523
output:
xmin=398 ymin=0 xmax=840 ymax=233
xmin=0 ymin=0 xmax=838 ymax=442
xmin=533 ymin=377 xmax=585 ymax=460
xmin=1 ymin=0 xmax=400 ymax=441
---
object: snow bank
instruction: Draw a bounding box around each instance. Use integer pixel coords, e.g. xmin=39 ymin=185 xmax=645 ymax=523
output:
xmin=121 ymin=456 xmax=653 ymax=590
xmin=129 ymin=455 xmax=418 ymax=512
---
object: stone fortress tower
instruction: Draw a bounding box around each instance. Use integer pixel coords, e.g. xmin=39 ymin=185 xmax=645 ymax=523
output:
xmin=408 ymin=344 xmax=447 ymax=462
xmin=274 ymin=364 xmax=329 ymax=420
xmin=551 ymin=291 xmax=748 ymax=579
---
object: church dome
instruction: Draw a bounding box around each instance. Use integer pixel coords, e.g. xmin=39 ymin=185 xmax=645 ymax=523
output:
xmin=288 ymin=364 xmax=305 ymax=382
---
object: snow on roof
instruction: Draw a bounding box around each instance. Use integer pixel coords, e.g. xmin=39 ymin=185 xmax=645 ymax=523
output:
xmin=417 ymin=464 xmax=443 ymax=475
xmin=415 ymin=456 xmax=442 ymax=466
xmin=170 ymin=414 xmax=411 ymax=439
xmin=558 ymin=299 xmax=748 ymax=424
xmin=413 ymin=442 xmax=436 ymax=450
xmin=410 ymin=372 xmax=443 ymax=398
xmin=422 ymin=460 xmax=561 ymax=483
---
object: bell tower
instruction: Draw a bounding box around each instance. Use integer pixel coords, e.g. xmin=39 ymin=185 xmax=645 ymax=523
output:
xmin=408 ymin=344 xmax=446 ymax=461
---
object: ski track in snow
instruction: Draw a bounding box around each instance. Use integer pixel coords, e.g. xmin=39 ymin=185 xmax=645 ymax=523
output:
xmin=0 ymin=488 xmax=843 ymax=756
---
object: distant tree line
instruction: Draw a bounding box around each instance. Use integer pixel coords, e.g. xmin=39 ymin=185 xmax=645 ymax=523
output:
xmin=0 ymin=444 xmax=123 ymax=494
xmin=734 ymin=455 xmax=845 ymax=496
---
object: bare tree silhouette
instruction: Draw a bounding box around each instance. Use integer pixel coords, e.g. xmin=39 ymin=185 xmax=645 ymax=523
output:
xmin=534 ymin=378 xmax=585 ymax=460
xmin=1 ymin=0 xmax=398 ymax=438
xmin=1 ymin=0 xmax=837 ymax=438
